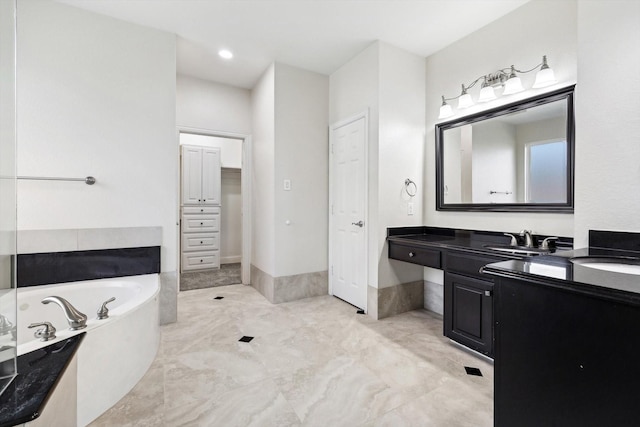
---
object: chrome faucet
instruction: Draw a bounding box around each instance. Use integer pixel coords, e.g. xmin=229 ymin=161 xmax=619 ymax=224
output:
xmin=42 ymin=296 xmax=87 ymax=330
xmin=520 ymin=230 xmax=535 ymax=248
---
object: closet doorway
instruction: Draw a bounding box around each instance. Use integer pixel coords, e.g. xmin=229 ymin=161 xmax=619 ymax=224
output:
xmin=178 ymin=129 xmax=251 ymax=290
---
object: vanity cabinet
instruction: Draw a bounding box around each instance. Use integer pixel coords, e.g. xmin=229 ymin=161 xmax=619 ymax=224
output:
xmin=181 ymin=146 xmax=221 ymax=272
xmin=443 ymin=250 xmax=503 ymax=357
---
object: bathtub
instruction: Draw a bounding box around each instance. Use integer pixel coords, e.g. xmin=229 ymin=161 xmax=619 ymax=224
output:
xmin=17 ymin=274 xmax=160 ymax=426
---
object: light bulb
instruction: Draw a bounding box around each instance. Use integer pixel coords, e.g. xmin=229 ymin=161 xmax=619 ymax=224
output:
xmin=533 ymin=56 xmax=556 ymax=88
xmin=439 ymin=96 xmax=453 ymax=119
xmin=457 ymin=84 xmax=474 ymax=109
xmin=478 ymin=78 xmax=496 ymax=102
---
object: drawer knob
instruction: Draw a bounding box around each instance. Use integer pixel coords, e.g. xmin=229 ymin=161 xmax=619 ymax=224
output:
xmin=409 ymin=252 xmax=415 ymax=258
xmin=485 ymin=290 xmax=492 ymax=297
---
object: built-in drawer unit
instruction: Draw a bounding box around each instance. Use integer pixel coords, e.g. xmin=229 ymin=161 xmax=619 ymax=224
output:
xmin=181 ymin=232 xmax=219 ymax=252
xmin=182 ymin=206 xmax=220 ymax=215
xmin=388 ymin=242 xmax=441 ymax=269
xmin=182 ymin=251 xmax=220 ymax=271
xmin=182 ymin=213 xmax=220 ymax=233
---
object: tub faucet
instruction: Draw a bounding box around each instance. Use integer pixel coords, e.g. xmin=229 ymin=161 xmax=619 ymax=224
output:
xmin=42 ymin=296 xmax=87 ymax=330
xmin=520 ymin=230 xmax=535 ymax=248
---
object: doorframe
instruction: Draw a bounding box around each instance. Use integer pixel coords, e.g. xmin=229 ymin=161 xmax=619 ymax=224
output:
xmin=177 ymin=126 xmax=252 ymax=285
xmin=328 ymin=110 xmax=369 ymax=311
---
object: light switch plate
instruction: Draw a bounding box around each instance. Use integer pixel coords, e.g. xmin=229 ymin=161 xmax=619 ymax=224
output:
xmin=408 ymin=202 xmax=414 ymax=215
xmin=283 ymin=179 xmax=291 ymax=191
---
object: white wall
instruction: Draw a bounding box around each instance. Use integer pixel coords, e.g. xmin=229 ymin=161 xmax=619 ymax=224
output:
xmin=574 ymin=0 xmax=640 ymax=247
xmin=17 ymin=0 xmax=177 ymax=271
xmin=425 ymin=0 xmax=577 ymax=237
xmin=250 ymin=65 xmax=276 ymax=275
xmin=176 ymin=75 xmax=251 ymax=135
xmin=377 ymin=43 xmax=426 ymax=289
xmin=274 ymin=63 xmax=329 ymax=277
xmin=330 ymin=42 xmax=425 ymax=289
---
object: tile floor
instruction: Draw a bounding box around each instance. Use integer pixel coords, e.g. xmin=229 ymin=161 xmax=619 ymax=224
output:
xmin=90 ymin=284 xmax=493 ymax=426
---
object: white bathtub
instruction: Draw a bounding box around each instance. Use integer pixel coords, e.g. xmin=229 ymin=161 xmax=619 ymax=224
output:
xmin=17 ymin=274 xmax=160 ymax=426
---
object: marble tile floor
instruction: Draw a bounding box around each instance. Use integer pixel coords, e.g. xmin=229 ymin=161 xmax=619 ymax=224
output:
xmin=90 ymin=284 xmax=493 ymax=427
xmin=180 ymin=263 xmax=242 ymax=291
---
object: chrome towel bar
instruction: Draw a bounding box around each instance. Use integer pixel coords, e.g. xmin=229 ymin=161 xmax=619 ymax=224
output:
xmin=17 ymin=175 xmax=96 ymax=185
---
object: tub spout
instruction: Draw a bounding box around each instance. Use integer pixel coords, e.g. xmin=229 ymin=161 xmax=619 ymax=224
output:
xmin=42 ymin=296 xmax=87 ymax=330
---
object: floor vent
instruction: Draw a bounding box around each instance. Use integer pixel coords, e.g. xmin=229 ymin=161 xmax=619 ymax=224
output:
xmin=464 ymin=366 xmax=483 ymax=377
xmin=239 ymin=336 xmax=254 ymax=343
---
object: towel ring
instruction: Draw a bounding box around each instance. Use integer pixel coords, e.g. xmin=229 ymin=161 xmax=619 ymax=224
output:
xmin=404 ymin=179 xmax=417 ymax=197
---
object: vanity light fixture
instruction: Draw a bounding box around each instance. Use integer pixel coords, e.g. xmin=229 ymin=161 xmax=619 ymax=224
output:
xmin=438 ymin=55 xmax=557 ymax=119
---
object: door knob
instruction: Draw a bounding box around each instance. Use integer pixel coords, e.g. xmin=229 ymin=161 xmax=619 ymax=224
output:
xmin=352 ymin=220 xmax=364 ymax=227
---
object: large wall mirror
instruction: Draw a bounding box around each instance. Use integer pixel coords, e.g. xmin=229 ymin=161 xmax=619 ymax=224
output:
xmin=436 ymin=85 xmax=575 ymax=212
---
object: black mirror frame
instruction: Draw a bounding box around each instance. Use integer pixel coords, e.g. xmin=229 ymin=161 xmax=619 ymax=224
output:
xmin=435 ymin=85 xmax=575 ymax=213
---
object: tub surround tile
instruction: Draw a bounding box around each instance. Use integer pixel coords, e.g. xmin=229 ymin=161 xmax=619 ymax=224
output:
xmin=77 ymin=227 xmax=162 ymax=251
xmin=17 ymin=229 xmax=78 ymax=254
xmin=17 ymin=226 xmax=162 ymax=254
xmin=17 ymin=246 xmax=161 ymax=287
xmin=159 ymin=271 xmax=177 ymax=325
xmin=0 ymin=334 xmax=84 ymax=427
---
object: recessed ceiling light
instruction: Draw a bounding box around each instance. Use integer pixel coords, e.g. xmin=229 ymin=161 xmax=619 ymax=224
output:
xmin=218 ymin=49 xmax=233 ymax=59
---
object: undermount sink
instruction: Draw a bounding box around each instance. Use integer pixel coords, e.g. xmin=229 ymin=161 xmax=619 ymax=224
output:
xmin=570 ymin=256 xmax=640 ymax=275
xmin=484 ymin=245 xmax=550 ymax=256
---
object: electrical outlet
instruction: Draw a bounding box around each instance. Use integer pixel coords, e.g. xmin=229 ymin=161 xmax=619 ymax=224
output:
xmin=408 ymin=202 xmax=414 ymax=215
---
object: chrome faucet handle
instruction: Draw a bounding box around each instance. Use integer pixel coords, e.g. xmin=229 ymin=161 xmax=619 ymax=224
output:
xmin=28 ymin=321 xmax=57 ymax=342
xmin=503 ymin=233 xmax=518 ymax=246
xmin=97 ymin=297 xmax=116 ymax=320
xmin=541 ymin=237 xmax=559 ymax=250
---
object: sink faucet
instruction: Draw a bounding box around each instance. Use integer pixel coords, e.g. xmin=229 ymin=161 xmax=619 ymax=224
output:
xmin=520 ymin=230 xmax=535 ymax=248
xmin=42 ymin=296 xmax=87 ymax=330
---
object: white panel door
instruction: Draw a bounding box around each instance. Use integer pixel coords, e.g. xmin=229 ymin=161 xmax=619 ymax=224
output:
xmin=182 ymin=146 xmax=202 ymax=205
xmin=201 ymin=147 xmax=221 ymax=205
xmin=330 ymin=115 xmax=367 ymax=310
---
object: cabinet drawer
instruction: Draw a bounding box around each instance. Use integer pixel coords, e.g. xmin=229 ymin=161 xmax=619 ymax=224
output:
xmin=182 ymin=251 xmax=219 ymax=271
xmin=182 ymin=206 xmax=220 ymax=215
xmin=388 ymin=242 xmax=441 ymax=268
xmin=182 ymin=232 xmax=219 ymax=252
xmin=445 ymin=251 xmax=504 ymax=280
xmin=182 ymin=214 xmax=219 ymax=233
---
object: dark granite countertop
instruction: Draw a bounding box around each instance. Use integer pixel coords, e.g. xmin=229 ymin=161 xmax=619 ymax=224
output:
xmin=387 ymin=226 xmax=573 ymax=259
xmin=0 ymin=334 xmax=84 ymax=427
xmin=388 ymin=227 xmax=640 ymax=306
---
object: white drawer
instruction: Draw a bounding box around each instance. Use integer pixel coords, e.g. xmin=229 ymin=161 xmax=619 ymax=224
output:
xmin=182 ymin=232 xmax=219 ymax=252
xmin=182 ymin=206 xmax=220 ymax=215
xmin=182 ymin=251 xmax=219 ymax=271
xmin=182 ymin=214 xmax=219 ymax=233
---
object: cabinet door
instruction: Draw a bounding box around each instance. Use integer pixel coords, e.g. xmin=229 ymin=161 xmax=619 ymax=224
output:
xmin=182 ymin=146 xmax=203 ymax=205
xmin=444 ymin=272 xmax=493 ymax=356
xmin=201 ymin=148 xmax=221 ymax=205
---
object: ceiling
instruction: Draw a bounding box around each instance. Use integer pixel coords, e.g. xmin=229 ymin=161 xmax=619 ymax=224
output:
xmin=57 ymin=0 xmax=530 ymax=89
